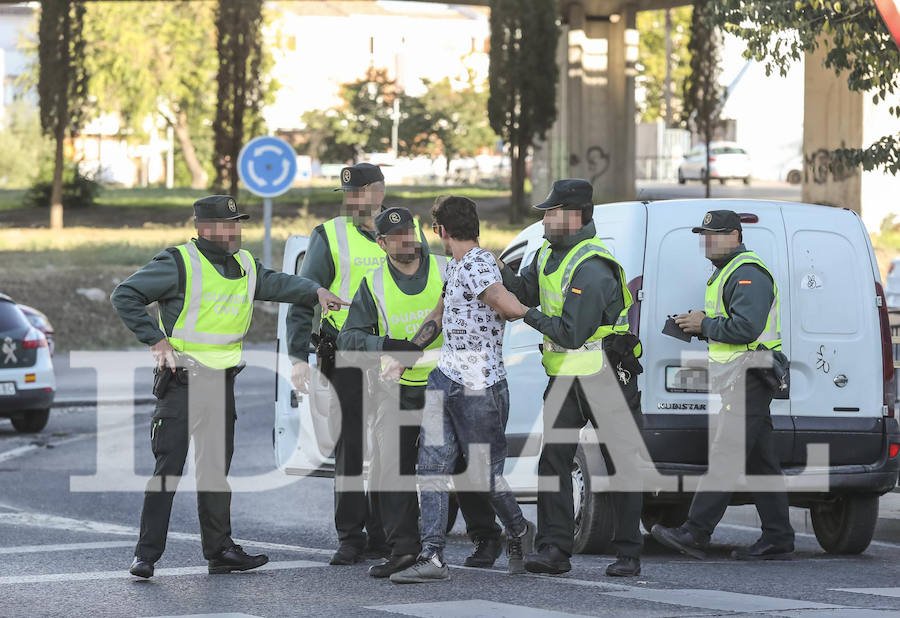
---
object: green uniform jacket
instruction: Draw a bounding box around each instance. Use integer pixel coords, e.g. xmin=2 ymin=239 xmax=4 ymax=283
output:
xmin=337 ymin=254 xmax=432 ymax=355
xmin=111 ymin=236 xmax=320 ymax=347
xmin=501 ymin=221 xmax=625 ymax=349
xmin=700 ymin=244 xmax=775 ymax=345
xmin=286 ymin=217 xmax=430 ymax=363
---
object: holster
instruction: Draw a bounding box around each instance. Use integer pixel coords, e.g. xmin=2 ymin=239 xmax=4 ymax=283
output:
xmin=315 ymin=334 xmax=337 ymax=380
xmin=602 ymin=333 xmax=644 ymax=417
xmin=152 ymin=367 xmax=174 ymax=399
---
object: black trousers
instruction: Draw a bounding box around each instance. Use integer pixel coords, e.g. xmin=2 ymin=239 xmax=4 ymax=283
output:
xmin=135 ymin=369 xmax=236 ymax=562
xmin=537 ymin=372 xmax=644 ymax=559
xmin=369 ymin=384 xmax=502 ymax=557
xmin=685 ymin=372 xmax=794 ymax=547
xmin=331 ymin=365 xmax=385 ymax=550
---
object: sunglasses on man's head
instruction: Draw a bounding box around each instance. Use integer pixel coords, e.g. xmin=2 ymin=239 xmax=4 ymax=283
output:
xmin=431 ymin=222 xmax=442 ymax=235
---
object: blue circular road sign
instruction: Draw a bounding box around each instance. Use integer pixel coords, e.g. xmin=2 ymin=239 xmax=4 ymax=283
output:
xmin=237 ymin=136 xmax=298 ymax=198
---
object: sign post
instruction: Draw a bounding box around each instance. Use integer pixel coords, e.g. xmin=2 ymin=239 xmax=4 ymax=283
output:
xmin=237 ymin=136 xmax=297 ymax=268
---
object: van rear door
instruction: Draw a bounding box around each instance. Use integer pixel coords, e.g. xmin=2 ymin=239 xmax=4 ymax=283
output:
xmin=781 ymin=206 xmax=885 ymax=467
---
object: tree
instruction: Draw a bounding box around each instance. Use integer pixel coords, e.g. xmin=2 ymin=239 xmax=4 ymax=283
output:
xmin=414 ymin=73 xmax=499 ymax=176
xmin=683 ymin=0 xmax=725 ymax=198
xmin=488 ymin=0 xmax=560 ymax=223
xmin=82 ymin=1 xmax=217 ymax=189
xmin=637 ymin=7 xmax=693 ymax=125
xmin=0 ymin=101 xmax=52 ymax=188
xmin=711 ymin=1 xmax=900 ymax=174
xmin=38 ymin=0 xmax=89 ymax=229
xmin=213 ymin=0 xmax=267 ymax=197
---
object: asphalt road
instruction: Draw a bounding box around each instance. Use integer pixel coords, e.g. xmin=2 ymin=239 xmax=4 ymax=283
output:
xmin=635 ymin=180 xmax=802 ymax=203
xmin=2 ymin=385 xmax=900 ymax=618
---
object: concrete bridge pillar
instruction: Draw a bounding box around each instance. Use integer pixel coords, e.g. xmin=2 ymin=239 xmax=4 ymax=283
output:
xmin=532 ymin=0 xmax=639 ymax=206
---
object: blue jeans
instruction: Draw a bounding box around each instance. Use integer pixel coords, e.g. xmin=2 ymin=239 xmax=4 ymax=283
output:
xmin=417 ymin=368 xmax=526 ymax=555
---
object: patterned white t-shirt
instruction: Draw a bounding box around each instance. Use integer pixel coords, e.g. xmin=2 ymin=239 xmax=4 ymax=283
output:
xmin=437 ymin=247 xmax=507 ymax=390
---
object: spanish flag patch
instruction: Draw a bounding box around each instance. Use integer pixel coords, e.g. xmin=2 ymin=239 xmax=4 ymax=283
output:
xmin=570 ymin=287 xmax=582 ymax=295
xmin=738 ymin=280 xmax=752 ymax=285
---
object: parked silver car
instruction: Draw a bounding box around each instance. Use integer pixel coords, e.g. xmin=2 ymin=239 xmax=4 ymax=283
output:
xmin=678 ymin=141 xmax=752 ymax=185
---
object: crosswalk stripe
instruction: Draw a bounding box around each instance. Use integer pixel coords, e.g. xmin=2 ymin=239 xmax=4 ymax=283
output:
xmin=367 ymin=600 xmax=590 ymax=617
xmin=602 ymin=588 xmax=844 ymax=613
xmin=832 ymin=587 xmax=900 ymax=598
xmin=0 ymin=541 xmax=134 ymax=555
xmin=143 ymin=614 xmax=264 ymax=618
xmin=0 ymin=559 xmax=325 ymax=585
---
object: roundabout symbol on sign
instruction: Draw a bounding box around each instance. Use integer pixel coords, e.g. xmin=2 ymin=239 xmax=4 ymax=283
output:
xmin=237 ymin=136 xmax=297 ymax=198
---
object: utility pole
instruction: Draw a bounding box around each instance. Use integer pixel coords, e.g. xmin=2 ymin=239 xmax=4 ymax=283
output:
xmin=664 ymin=8 xmax=672 ymax=127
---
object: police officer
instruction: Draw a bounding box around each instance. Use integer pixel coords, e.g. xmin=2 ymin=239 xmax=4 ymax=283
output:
xmin=111 ymin=195 xmax=346 ymax=578
xmin=336 ymin=206 xmax=443 ymax=577
xmin=287 ymin=163 xmax=417 ymax=564
xmin=498 ymin=179 xmax=644 ymax=577
xmin=651 ymin=209 xmax=795 ymax=560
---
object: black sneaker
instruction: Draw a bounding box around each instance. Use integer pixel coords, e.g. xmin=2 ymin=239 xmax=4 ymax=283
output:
xmin=606 ymin=556 xmax=641 ymax=577
xmin=368 ymin=553 xmax=417 ymax=578
xmin=651 ymin=524 xmax=708 ymax=560
xmin=390 ymin=551 xmax=450 ymax=584
xmin=129 ymin=556 xmax=154 ymax=579
xmin=507 ymin=520 xmax=536 ymax=574
xmin=464 ymin=536 xmax=502 ymax=568
xmin=329 ymin=544 xmax=364 ymax=566
xmin=731 ymin=540 xmax=794 ymax=561
xmin=524 ymin=544 xmax=572 ymax=575
xmin=207 ymin=544 xmax=269 ymax=574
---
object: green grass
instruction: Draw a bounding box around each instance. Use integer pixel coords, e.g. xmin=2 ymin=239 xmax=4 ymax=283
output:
xmin=0 ymin=189 xmax=27 ymax=211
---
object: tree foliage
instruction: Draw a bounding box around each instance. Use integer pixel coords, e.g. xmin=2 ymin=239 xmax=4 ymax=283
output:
xmin=711 ymin=0 xmax=900 ymax=174
xmin=636 ymin=7 xmax=693 ymax=124
xmin=38 ymin=0 xmax=89 ymax=229
xmin=0 ymin=101 xmax=51 ymax=188
xmin=683 ymin=0 xmax=725 ymax=198
xmin=82 ymin=0 xmax=216 ymax=189
xmin=488 ymin=0 xmax=560 ymax=223
xmin=213 ymin=0 xmax=267 ymax=197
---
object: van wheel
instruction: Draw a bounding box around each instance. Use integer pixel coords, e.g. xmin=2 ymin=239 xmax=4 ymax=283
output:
xmin=572 ymin=446 xmax=615 ymax=554
xmin=743 ymin=175 xmax=751 ymax=186
xmin=446 ymin=494 xmax=459 ymax=534
xmin=678 ymin=170 xmax=686 ymax=185
xmin=718 ymin=178 xmax=726 ymax=185
xmin=810 ymin=494 xmax=879 ymax=554
xmin=11 ymin=409 xmax=50 ymax=434
xmin=641 ymin=502 xmax=690 ymax=532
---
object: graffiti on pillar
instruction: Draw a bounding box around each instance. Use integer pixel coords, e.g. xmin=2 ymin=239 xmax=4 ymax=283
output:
xmin=586 ymin=145 xmax=611 ymax=185
xmin=805 ymin=141 xmax=857 ymax=184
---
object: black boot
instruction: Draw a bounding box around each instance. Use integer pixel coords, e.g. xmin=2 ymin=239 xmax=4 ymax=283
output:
xmin=524 ymin=544 xmax=571 ymax=575
xmin=129 ymin=556 xmax=154 ymax=579
xmin=606 ymin=556 xmax=641 ymax=577
xmin=329 ymin=544 xmax=364 ymax=566
xmin=651 ymin=524 xmax=708 ymax=560
xmin=207 ymin=544 xmax=269 ymax=574
xmin=368 ymin=553 xmax=417 ymax=578
xmin=464 ymin=536 xmax=502 ymax=568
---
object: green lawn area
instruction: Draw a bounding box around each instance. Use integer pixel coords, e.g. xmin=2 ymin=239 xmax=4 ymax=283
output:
xmin=0 ymin=189 xmax=27 ymax=211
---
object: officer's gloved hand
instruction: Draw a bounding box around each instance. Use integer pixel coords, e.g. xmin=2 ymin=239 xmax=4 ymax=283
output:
xmin=382 ymin=338 xmax=424 ymax=366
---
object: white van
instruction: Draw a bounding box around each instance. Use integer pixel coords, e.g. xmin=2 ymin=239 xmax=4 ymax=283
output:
xmin=273 ymin=199 xmax=900 ymax=555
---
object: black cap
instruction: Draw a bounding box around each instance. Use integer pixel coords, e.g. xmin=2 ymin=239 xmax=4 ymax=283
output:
xmin=692 ymin=210 xmax=742 ymax=234
xmin=193 ymin=195 xmax=249 ymax=221
xmin=533 ymin=178 xmax=594 ymax=210
xmin=374 ymin=207 xmax=415 ymax=236
xmin=334 ymin=162 xmax=385 ymax=191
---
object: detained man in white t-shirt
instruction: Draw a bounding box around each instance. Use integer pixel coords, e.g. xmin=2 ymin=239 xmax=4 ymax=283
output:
xmin=390 ymin=195 xmax=537 ymax=584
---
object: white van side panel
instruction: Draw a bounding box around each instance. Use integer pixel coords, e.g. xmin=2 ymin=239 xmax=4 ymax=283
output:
xmin=782 ymin=207 xmax=882 ymax=417
xmin=641 ymin=201 xmax=789 ymax=417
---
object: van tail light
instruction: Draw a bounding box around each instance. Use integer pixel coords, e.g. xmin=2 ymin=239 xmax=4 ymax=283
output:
xmin=890 ymin=443 xmax=899 ymax=458
xmin=627 ymin=276 xmax=643 ymax=337
xmin=22 ymin=328 xmax=47 ymax=350
xmin=875 ymin=281 xmax=895 ymax=417
xmin=708 ymin=157 xmax=717 ymax=162
xmin=739 ymin=213 xmax=759 ymax=224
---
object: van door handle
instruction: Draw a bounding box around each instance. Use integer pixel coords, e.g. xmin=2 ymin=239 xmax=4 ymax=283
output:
xmin=290 ymin=390 xmax=302 ymax=408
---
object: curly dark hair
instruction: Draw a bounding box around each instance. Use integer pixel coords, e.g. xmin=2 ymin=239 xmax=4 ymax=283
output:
xmin=431 ymin=195 xmax=479 ymax=241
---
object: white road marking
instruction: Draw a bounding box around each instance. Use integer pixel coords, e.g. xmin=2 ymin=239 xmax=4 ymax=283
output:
xmin=0 ymin=541 xmax=134 ymax=554
xmin=776 ymin=611 xmax=900 ymax=618
xmin=368 ymin=600 xmax=591 ymax=617
xmin=0 ymin=511 xmax=332 ymax=555
xmin=0 ymin=559 xmax=325 ymax=585
xmin=602 ymin=588 xmax=843 ymax=613
xmin=144 ymin=614 xmax=263 ymax=618
xmin=719 ymin=522 xmax=900 ymax=551
xmin=832 ymin=587 xmax=900 ymax=598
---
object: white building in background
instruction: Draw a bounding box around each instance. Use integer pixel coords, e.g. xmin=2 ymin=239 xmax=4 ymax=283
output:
xmin=0 ymin=2 xmax=38 ymax=126
xmin=263 ymin=0 xmax=490 ymax=131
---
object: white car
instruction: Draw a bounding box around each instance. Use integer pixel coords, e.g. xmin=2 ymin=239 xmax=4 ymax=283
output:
xmin=678 ymin=142 xmax=752 ymax=185
xmin=275 ymin=200 xmax=900 ymax=555
xmin=0 ymin=294 xmax=55 ymax=433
